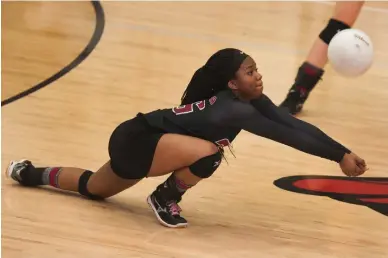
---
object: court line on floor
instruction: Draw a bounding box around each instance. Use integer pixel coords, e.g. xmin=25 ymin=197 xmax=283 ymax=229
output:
xmin=1 ymin=1 xmax=105 ymax=107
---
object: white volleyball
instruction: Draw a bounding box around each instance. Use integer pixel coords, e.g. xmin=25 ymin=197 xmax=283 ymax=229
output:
xmin=328 ymin=28 xmax=373 ymax=77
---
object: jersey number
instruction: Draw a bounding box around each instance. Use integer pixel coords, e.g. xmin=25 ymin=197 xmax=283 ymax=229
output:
xmin=173 ymin=101 xmax=205 ymax=115
xmin=172 ymin=96 xmax=217 ymax=115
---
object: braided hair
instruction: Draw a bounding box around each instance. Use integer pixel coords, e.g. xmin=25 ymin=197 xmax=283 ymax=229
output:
xmin=181 ymin=48 xmax=249 ymax=105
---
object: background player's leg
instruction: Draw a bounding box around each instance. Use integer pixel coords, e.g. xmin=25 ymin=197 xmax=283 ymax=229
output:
xmin=306 ymin=1 xmax=365 ymax=68
xmin=279 ymin=1 xmax=364 ymax=115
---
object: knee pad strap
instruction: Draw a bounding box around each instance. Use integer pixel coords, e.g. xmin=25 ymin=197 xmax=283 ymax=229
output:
xmin=319 ymin=18 xmax=351 ymax=44
xmin=189 ymin=152 xmax=222 ymax=178
xmin=78 ymin=170 xmax=104 ymax=200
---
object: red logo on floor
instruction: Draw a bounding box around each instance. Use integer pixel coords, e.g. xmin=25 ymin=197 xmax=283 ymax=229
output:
xmin=274 ymin=176 xmax=388 ymax=216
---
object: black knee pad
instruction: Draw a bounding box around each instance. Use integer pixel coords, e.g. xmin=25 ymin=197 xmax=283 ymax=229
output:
xmin=78 ymin=170 xmax=104 ymax=200
xmin=319 ymin=18 xmax=351 ymax=44
xmin=189 ymin=152 xmax=222 ymax=178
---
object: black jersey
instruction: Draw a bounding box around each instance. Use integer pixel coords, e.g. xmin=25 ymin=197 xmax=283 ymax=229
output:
xmin=140 ymin=90 xmax=350 ymax=163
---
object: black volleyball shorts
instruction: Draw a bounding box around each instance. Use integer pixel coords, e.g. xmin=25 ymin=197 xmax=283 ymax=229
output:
xmin=108 ymin=113 xmax=165 ymax=179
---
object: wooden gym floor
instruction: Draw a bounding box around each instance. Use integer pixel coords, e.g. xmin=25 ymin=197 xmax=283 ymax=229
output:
xmin=2 ymin=1 xmax=388 ymax=257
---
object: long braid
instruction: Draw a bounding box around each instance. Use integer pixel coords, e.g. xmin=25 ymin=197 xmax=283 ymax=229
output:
xmin=181 ymin=66 xmax=224 ymax=105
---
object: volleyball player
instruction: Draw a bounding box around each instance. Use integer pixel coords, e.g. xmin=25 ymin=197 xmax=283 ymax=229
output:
xmin=6 ymin=48 xmax=368 ymax=228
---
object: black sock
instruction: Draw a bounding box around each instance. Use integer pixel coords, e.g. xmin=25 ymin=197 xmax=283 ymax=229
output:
xmin=156 ymin=174 xmax=193 ymax=203
xmin=168 ymin=173 xmax=193 ymax=193
xmin=19 ymin=166 xmax=45 ymax=186
xmin=292 ymin=62 xmax=325 ymax=94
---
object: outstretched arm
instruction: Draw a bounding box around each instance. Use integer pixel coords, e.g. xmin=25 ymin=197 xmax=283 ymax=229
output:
xmin=250 ymin=95 xmax=351 ymax=154
xmin=213 ymin=96 xmax=367 ymax=176
xmin=234 ymin=110 xmax=346 ymax=163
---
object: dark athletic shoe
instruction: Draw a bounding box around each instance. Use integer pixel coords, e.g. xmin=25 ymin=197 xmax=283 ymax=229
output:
xmin=147 ymin=191 xmax=188 ymax=228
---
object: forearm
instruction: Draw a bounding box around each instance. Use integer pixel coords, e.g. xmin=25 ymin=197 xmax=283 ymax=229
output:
xmin=289 ymin=118 xmax=351 ymax=154
xmin=252 ymin=95 xmax=351 ymax=154
xmin=239 ymin=115 xmax=346 ymax=163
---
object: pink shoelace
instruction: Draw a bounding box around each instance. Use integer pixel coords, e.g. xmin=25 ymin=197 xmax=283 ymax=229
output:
xmin=167 ymin=201 xmax=182 ymax=216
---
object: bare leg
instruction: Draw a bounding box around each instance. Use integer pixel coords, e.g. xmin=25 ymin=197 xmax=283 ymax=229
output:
xmin=86 ymin=161 xmax=141 ymax=198
xmin=7 ymin=133 xmax=218 ymax=200
xmin=147 ymin=133 xmax=218 ymax=177
xmin=68 ymin=131 xmax=216 ymax=198
xmin=307 ymin=1 xmax=365 ymax=68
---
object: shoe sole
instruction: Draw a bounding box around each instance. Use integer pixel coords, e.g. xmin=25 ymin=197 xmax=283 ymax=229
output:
xmin=5 ymin=160 xmax=17 ymax=178
xmin=146 ymin=195 xmax=188 ymax=229
xmin=5 ymin=161 xmax=13 ymax=178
